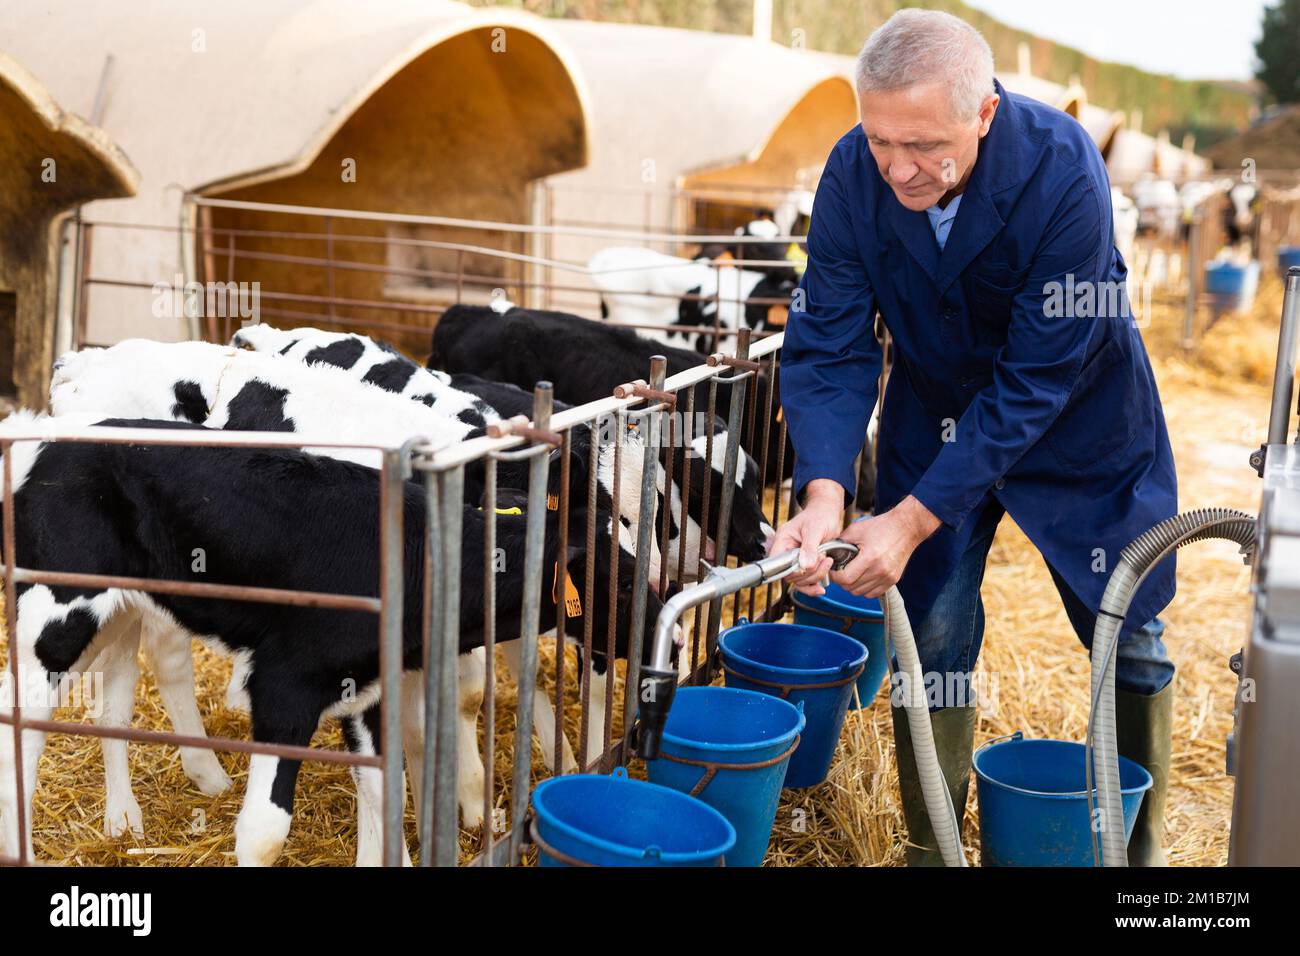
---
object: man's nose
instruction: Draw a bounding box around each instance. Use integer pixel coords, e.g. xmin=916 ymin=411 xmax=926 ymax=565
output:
xmin=888 ymin=160 xmax=919 ymax=184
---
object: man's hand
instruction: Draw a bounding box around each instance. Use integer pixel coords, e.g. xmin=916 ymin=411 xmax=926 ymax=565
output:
xmin=831 ymin=496 xmax=941 ymax=598
xmin=767 ymin=479 xmax=848 ymax=596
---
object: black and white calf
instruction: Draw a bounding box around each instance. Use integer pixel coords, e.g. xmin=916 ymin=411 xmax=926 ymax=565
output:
xmin=226 ymin=326 xmax=665 ymax=770
xmin=0 ymin=414 xmax=673 ymax=866
xmin=431 ymin=305 xmax=779 ymax=565
xmin=697 ymin=219 xmax=796 ymax=280
xmin=587 ymin=240 xmax=796 ymax=354
xmin=49 ymin=338 xmax=655 ymax=826
xmin=229 ymin=324 xmax=497 ymax=429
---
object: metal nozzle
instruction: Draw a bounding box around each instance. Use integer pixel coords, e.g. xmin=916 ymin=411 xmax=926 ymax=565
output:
xmin=632 ymin=539 xmax=860 ymax=760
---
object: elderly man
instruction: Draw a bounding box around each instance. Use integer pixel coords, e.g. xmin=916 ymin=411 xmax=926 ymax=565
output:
xmin=772 ymin=9 xmax=1177 ymax=866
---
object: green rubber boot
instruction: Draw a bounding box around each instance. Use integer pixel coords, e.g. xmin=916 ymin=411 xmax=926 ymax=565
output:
xmin=891 ymin=703 xmax=976 ymax=866
xmin=1116 ymin=682 xmax=1174 ymax=867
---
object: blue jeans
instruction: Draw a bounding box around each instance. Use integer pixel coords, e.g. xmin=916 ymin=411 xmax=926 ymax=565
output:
xmin=906 ymin=500 xmax=1174 ymax=709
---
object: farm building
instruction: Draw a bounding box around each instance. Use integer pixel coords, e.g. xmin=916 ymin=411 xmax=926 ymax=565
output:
xmin=539 ymin=19 xmax=859 ymax=301
xmin=1 ymin=0 xmax=591 ymax=362
xmin=0 ymin=52 xmax=138 ymax=409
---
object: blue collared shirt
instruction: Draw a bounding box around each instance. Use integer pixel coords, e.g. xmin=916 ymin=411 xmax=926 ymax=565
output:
xmin=925 ymin=194 xmax=963 ymax=251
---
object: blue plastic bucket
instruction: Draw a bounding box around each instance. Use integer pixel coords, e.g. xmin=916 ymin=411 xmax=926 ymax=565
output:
xmin=530 ymin=768 xmax=736 ymax=867
xmin=1278 ymin=247 xmax=1300 ymax=278
xmin=791 ymin=584 xmax=886 ymax=710
xmin=718 ymin=620 xmax=867 ymax=788
xmin=646 ymin=686 xmax=805 ymax=867
xmin=973 ymin=733 xmax=1153 ymax=867
xmin=1204 ymin=260 xmax=1259 ymax=311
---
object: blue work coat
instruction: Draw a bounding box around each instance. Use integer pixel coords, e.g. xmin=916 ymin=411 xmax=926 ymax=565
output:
xmin=782 ymin=79 xmax=1178 ymax=629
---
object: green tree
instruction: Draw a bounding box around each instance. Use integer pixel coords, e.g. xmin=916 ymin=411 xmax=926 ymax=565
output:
xmin=1255 ymin=0 xmax=1300 ymax=104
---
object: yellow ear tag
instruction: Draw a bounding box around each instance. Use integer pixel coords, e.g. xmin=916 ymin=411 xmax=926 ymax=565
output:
xmin=552 ymin=561 xmax=582 ymax=618
xmin=546 ymin=493 xmax=559 ymax=511
xmin=491 ymin=506 xmax=523 ymax=516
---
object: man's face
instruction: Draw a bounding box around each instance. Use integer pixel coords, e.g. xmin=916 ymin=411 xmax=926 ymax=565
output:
xmin=859 ymin=82 xmax=999 ymax=212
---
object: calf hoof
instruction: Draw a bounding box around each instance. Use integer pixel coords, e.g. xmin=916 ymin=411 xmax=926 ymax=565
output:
xmin=234 ymin=806 xmax=291 ymax=867
xmin=182 ymin=751 xmax=233 ymax=796
xmin=459 ymin=796 xmax=486 ymax=831
xmin=104 ymin=797 xmax=144 ymax=838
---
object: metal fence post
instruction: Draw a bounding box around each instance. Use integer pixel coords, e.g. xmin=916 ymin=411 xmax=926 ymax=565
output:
xmin=507 ymin=383 xmax=554 ymax=861
xmin=434 ymin=465 xmax=465 ymax=866
xmin=622 ymin=356 xmax=667 ymax=745
xmin=379 ymin=445 xmax=409 ymax=869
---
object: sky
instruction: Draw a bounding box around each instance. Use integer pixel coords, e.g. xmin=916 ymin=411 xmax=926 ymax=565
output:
xmin=964 ymin=0 xmax=1271 ymax=81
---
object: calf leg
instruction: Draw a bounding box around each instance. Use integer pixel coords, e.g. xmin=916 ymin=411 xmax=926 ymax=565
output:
xmin=499 ymin=639 xmax=578 ymax=774
xmin=400 ymin=671 xmax=426 ymax=844
xmin=456 ymin=649 xmax=486 ymax=829
xmin=224 ymin=654 xmax=251 ymax=714
xmin=0 ymin=586 xmax=106 ymax=860
xmin=345 ymin=707 xmax=412 ymax=868
xmin=401 ymin=652 xmax=486 ymax=837
xmin=234 ymin=679 xmax=322 ymax=867
xmin=139 ymin=618 xmax=232 ymax=796
xmin=581 ymin=651 xmax=610 ymax=771
xmin=94 ymin=615 xmax=145 ymax=837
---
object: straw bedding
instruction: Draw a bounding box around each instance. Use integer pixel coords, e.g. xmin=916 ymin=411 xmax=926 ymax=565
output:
xmin=1 ymin=275 xmax=1283 ymax=866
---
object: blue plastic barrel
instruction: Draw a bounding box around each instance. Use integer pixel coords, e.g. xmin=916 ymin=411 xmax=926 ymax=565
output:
xmin=1204 ymin=260 xmax=1260 ymax=312
xmin=791 ymin=584 xmax=886 ymax=710
xmin=646 ymin=686 xmax=805 ymax=867
xmin=718 ymin=620 xmax=867 ymax=788
xmin=1278 ymin=247 xmax=1300 ymax=278
xmin=973 ymin=733 xmax=1153 ymax=867
xmin=530 ymin=767 xmax=736 ymax=867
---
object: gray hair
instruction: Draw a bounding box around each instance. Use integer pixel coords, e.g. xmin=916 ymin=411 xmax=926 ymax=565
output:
xmin=855 ymin=9 xmax=995 ymax=122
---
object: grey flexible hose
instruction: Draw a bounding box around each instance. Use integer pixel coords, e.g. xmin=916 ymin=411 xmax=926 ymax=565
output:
xmin=885 ymin=586 xmax=968 ymax=867
xmin=1087 ymin=508 xmax=1255 ymax=867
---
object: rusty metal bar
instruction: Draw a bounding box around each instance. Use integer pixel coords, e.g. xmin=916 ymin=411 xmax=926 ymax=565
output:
xmin=577 ymin=423 xmax=598 ymax=770
xmin=1 ymin=567 xmax=381 ymax=613
xmin=75 ymin=222 xmax=93 ymax=350
xmin=706 ymin=330 xmax=753 ymax=666
xmin=553 ymin=430 xmax=571 ymax=779
xmin=0 ymin=716 xmax=382 ymax=768
xmin=692 ymin=378 xmax=718 ymax=677
xmin=480 ymin=457 xmax=498 ymax=863
xmin=3 ymin=441 xmax=26 ymax=865
xmin=613 ymin=380 xmax=678 ymax=407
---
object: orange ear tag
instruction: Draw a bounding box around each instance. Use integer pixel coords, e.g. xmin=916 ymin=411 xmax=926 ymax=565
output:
xmin=552 ymin=562 xmax=583 ymax=618
xmin=547 ymin=493 xmax=559 ymax=511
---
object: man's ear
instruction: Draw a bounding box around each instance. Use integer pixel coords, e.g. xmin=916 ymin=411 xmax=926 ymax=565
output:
xmin=978 ymin=93 xmax=1000 ymax=138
